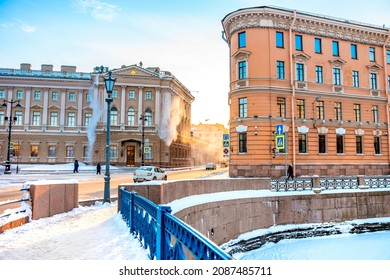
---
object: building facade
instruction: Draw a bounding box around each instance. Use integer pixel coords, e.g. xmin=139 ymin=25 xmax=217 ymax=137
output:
xmin=222 ymin=6 xmax=390 ymax=178
xmin=0 ymin=63 xmax=194 ymax=167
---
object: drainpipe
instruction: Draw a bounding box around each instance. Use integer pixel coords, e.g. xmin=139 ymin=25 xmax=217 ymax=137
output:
xmin=289 ymin=10 xmax=297 ymax=176
xmin=383 ymin=29 xmax=390 ymax=167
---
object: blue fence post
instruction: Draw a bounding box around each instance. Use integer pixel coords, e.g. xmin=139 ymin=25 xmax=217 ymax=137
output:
xmin=156 ymin=205 xmax=172 ymax=260
xmin=129 ymin=191 xmax=137 ymax=233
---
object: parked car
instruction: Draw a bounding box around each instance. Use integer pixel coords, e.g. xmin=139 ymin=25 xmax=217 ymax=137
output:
xmin=133 ymin=166 xmax=167 ymax=182
xmin=205 ymin=163 xmax=217 ymax=170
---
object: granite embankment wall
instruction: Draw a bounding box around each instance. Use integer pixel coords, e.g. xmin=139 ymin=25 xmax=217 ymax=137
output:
xmin=119 ymin=178 xmax=390 ymax=246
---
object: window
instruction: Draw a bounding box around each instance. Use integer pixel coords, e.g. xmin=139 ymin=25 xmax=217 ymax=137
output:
xmin=238 ymin=61 xmax=247 ymax=79
xmin=316 ymin=101 xmax=324 ymax=119
xmin=127 ymin=108 xmax=135 ymax=125
xmin=128 ymin=90 xmax=135 ymax=99
xmin=374 ymin=136 xmax=381 ymax=154
xmin=239 ymin=97 xmax=247 ymax=118
xmin=296 ymin=63 xmax=304 ymax=81
xmin=66 ymin=146 xmax=74 ymax=158
xmin=336 ymin=135 xmax=344 ymax=154
xmin=238 ymin=31 xmax=246 ymax=48
xmin=334 ymin=102 xmax=342 ymax=121
xmin=0 ymin=89 xmax=5 ymax=99
xmin=369 ymin=47 xmax=376 ymax=62
xmin=298 ymin=133 xmax=307 ymax=153
xmin=110 ymin=107 xmax=118 ymax=125
xmin=351 ymin=44 xmax=358 ymax=59
xmin=14 ymin=111 xmax=22 ymax=125
xmin=333 ymin=68 xmax=341 ymax=85
xmin=276 ymin=61 xmax=285 ymax=79
xmin=52 ymin=91 xmax=58 ymax=101
xmin=238 ymin=132 xmax=247 ymax=153
xmin=17 ymin=90 xmax=23 ymax=100
xmin=83 ymin=146 xmax=88 ymax=158
xmin=352 ymin=71 xmax=360 ymax=87
xmin=112 ymin=89 xmax=118 ymax=99
xmin=34 ymin=91 xmax=41 ymax=100
xmin=0 ymin=111 xmax=4 ymax=125
xmin=356 ymin=136 xmax=363 ymax=154
xmin=295 ymin=35 xmax=303 ymax=51
xmin=276 ymin=32 xmax=284 ymax=48
xmin=318 ymin=135 xmax=326 ymax=154
xmin=354 ymin=104 xmax=361 ymax=122
xmin=370 ymin=73 xmax=378 ymax=89
xmin=277 ymin=97 xmax=286 ymax=117
xmin=332 ymin=41 xmax=339 ymax=56
xmin=32 ymin=111 xmax=41 ymax=125
xmin=84 ymin=113 xmax=92 ymax=126
xmin=145 ymin=91 xmax=152 ymax=100
xmin=315 ymin=66 xmax=323 ymax=83
xmin=145 ymin=108 xmax=152 ymax=126
xmin=13 ymin=144 xmax=20 ymax=157
xmin=372 ymin=105 xmax=379 ymax=123
xmin=297 ymin=99 xmax=305 ymax=119
xmin=388 ymin=76 xmax=390 ymax=90
xmin=86 ymin=93 xmax=91 ymax=102
xmin=48 ymin=145 xmax=57 ymax=157
xmin=68 ymin=92 xmax=76 ymax=101
xmin=387 ymin=50 xmax=390 ymax=64
xmin=67 ymin=112 xmax=76 ymax=126
xmin=314 ymin=38 xmax=322 ymax=53
xmin=50 ymin=112 xmax=58 ymax=126
xmin=30 ymin=145 xmax=39 ymax=157
xmin=110 ymin=145 xmax=117 ymax=158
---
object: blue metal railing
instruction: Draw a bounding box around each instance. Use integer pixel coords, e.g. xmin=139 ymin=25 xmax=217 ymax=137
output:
xmin=119 ymin=188 xmax=232 ymax=260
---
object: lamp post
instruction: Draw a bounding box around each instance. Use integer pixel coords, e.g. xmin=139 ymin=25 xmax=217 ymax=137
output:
xmin=103 ymin=70 xmax=116 ymax=203
xmin=139 ymin=114 xmax=148 ymax=166
xmin=2 ymin=99 xmax=21 ymax=174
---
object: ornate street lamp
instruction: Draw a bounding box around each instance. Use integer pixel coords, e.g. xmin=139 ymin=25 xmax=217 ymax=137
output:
xmin=102 ymin=69 xmax=116 ymax=203
xmin=2 ymin=99 xmax=22 ymax=174
xmin=139 ymin=114 xmax=148 ymax=166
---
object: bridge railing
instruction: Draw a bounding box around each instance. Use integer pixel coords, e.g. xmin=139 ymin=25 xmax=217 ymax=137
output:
xmin=119 ymin=188 xmax=232 ymax=260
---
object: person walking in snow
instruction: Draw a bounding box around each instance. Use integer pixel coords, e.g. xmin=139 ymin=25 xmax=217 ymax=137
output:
xmin=287 ymin=164 xmax=294 ymax=180
xmin=73 ymin=159 xmax=79 ymax=173
xmin=96 ymin=163 xmax=101 ymax=175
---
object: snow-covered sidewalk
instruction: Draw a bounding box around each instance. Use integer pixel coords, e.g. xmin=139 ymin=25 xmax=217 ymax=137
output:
xmin=0 ymin=202 xmax=149 ymax=260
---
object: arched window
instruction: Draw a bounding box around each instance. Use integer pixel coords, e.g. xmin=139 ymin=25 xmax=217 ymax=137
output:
xmin=145 ymin=108 xmax=152 ymax=126
xmin=127 ymin=107 xmax=135 ymax=126
xmin=110 ymin=107 xmax=118 ymax=125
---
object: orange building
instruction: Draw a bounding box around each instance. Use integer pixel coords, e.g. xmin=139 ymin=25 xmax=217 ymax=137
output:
xmin=222 ymin=6 xmax=390 ymax=178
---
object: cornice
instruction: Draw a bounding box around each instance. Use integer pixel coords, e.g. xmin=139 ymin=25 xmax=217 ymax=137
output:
xmin=222 ymin=6 xmax=390 ymax=48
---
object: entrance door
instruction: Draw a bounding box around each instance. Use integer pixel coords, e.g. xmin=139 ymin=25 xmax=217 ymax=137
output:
xmin=126 ymin=146 xmax=135 ymax=166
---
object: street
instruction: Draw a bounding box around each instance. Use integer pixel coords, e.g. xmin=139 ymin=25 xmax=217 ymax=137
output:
xmin=0 ymin=166 xmax=228 ymax=214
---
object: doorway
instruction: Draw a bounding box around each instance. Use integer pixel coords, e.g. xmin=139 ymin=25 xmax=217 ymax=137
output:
xmin=126 ymin=146 xmax=135 ymax=166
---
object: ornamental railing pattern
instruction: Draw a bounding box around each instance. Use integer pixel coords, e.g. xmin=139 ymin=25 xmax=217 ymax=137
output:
xmin=319 ymin=177 xmax=359 ymax=190
xmin=119 ymin=188 xmax=232 ymax=260
xmin=364 ymin=176 xmax=390 ymax=188
xmin=270 ymin=177 xmax=312 ymax=191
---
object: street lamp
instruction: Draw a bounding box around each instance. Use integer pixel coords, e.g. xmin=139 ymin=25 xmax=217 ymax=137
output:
xmin=103 ymin=69 xmax=116 ymax=203
xmin=139 ymin=114 xmax=148 ymax=166
xmin=2 ymin=99 xmax=22 ymax=174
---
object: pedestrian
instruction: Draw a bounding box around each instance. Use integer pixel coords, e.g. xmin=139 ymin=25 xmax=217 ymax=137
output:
xmin=287 ymin=164 xmax=294 ymax=180
xmin=73 ymin=159 xmax=79 ymax=173
xmin=96 ymin=163 xmax=101 ymax=175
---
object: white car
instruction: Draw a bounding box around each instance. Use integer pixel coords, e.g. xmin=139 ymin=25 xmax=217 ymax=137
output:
xmin=133 ymin=166 xmax=167 ymax=182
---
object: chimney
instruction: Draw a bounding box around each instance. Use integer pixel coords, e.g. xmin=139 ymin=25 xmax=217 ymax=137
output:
xmin=20 ymin=63 xmax=32 ymax=70
xmin=41 ymin=64 xmax=53 ymax=71
xmin=61 ymin=65 xmax=77 ymax=73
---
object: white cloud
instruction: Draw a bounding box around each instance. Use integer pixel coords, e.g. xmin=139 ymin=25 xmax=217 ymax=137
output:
xmin=21 ymin=24 xmax=36 ymax=33
xmin=73 ymin=0 xmax=120 ymax=21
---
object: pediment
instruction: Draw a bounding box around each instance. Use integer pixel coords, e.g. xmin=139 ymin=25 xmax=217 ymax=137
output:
xmin=232 ymin=50 xmax=251 ymax=60
xmin=31 ymin=104 xmax=43 ymax=109
xmin=293 ymin=52 xmax=311 ymax=62
xmin=367 ymin=62 xmax=382 ymax=72
xmin=49 ymin=105 xmax=61 ymax=110
xmin=109 ymin=64 xmax=161 ymax=78
xmin=329 ymin=58 xmax=347 ymax=67
xmin=66 ymin=105 xmax=78 ymax=110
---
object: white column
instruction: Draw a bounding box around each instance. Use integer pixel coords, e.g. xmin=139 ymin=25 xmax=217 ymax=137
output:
xmin=138 ymin=86 xmax=143 ymax=124
xmin=24 ymin=87 xmax=31 ymax=127
xmin=77 ymin=89 xmax=83 ymax=127
xmin=42 ymin=88 xmax=49 ymax=128
xmin=120 ymin=85 xmax=126 ymax=127
xmin=154 ymin=87 xmax=160 ymax=125
xmin=60 ymin=89 xmax=66 ymax=128
xmin=6 ymin=87 xmax=13 ymax=118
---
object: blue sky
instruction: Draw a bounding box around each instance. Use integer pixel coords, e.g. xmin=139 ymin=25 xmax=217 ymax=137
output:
xmin=1 ymin=0 xmax=389 ymax=125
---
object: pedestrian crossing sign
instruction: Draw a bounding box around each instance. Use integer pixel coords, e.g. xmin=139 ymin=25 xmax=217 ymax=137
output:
xmin=275 ymin=135 xmax=285 ymax=149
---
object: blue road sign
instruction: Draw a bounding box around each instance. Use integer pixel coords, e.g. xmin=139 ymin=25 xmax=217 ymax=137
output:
xmin=276 ymin=124 xmax=283 ymax=136
xmin=223 ymin=134 xmax=229 ymax=141
xmin=276 ymin=135 xmax=285 ymax=149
